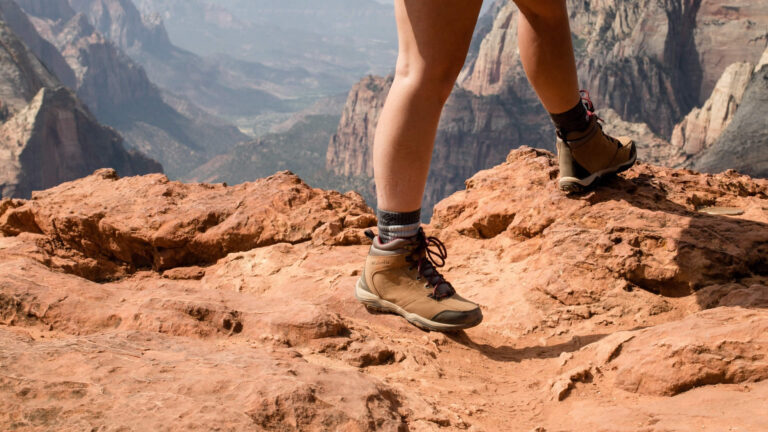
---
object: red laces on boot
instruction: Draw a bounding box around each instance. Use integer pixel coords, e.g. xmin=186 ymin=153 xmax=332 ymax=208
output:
xmin=580 ymin=89 xmax=622 ymax=148
xmin=580 ymin=89 xmax=602 ymax=122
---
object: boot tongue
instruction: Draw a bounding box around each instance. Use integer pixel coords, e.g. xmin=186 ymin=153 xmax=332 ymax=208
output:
xmin=375 ymin=236 xmax=416 ymax=252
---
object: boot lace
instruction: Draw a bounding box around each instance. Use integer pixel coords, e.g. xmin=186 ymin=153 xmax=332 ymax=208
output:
xmin=405 ymin=228 xmax=455 ymax=300
xmin=580 ymin=89 xmax=598 ymax=119
xmin=364 ymin=228 xmax=456 ymax=300
xmin=580 ymin=89 xmax=621 ymax=147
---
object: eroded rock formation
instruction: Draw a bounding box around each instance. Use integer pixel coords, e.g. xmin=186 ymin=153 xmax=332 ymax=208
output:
xmin=671 ymin=61 xmax=755 ymax=159
xmin=693 ymin=56 xmax=768 ymax=178
xmin=0 ymin=19 xmax=159 ymax=199
xmin=11 ymin=0 xmax=249 ymax=179
xmin=1 ymin=149 xmax=766 ymax=430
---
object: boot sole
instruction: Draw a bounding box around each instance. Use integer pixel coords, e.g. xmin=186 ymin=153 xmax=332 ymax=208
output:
xmin=354 ymin=278 xmax=482 ymax=332
xmin=559 ymin=144 xmax=638 ymax=193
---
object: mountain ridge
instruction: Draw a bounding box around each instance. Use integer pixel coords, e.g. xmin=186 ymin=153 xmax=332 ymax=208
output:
xmin=12 ymin=0 xmax=250 ymax=178
xmin=0 ymin=17 xmax=161 ymax=199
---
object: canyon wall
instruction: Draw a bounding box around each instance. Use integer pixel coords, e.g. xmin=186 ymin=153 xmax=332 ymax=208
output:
xmin=693 ymin=56 xmax=768 ymax=178
xmin=0 ymin=19 xmax=160 ymax=198
xmin=463 ymin=0 xmax=768 ymax=136
xmin=12 ymin=0 xmax=249 ymax=179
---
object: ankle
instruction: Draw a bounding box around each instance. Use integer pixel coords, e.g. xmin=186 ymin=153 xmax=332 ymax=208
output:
xmin=377 ymin=208 xmax=421 ymax=243
xmin=550 ymin=99 xmax=590 ymax=137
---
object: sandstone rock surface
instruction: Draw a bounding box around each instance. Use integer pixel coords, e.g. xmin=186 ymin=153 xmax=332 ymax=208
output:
xmin=0 ymin=169 xmax=375 ymax=280
xmin=2 ymin=148 xmax=767 ymax=431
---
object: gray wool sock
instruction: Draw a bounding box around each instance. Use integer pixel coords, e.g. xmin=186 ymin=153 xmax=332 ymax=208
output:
xmin=376 ymin=208 xmax=421 ymax=243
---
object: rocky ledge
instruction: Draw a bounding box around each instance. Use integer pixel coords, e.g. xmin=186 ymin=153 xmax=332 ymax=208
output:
xmin=1 ymin=148 xmax=767 ymax=431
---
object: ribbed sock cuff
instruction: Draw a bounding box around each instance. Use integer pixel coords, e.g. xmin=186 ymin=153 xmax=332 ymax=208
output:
xmin=550 ymin=100 xmax=589 ymax=136
xmin=377 ymin=208 xmax=421 ymax=226
xmin=377 ymin=208 xmax=421 ymax=243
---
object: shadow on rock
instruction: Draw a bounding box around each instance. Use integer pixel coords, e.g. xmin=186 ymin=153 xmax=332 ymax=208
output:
xmin=583 ymin=171 xmax=768 ymax=309
xmin=446 ymin=331 xmax=610 ymax=362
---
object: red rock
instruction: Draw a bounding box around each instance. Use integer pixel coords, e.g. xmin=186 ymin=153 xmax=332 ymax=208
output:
xmin=1 ymin=148 xmax=768 ymax=431
xmin=611 ymin=308 xmax=768 ymax=396
xmin=0 ymin=168 xmax=375 ymax=280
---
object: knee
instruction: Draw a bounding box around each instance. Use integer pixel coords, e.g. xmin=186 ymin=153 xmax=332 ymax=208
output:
xmin=393 ymin=55 xmax=464 ymax=103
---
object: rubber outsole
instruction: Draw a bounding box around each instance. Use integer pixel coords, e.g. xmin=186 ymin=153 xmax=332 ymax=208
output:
xmin=354 ymin=278 xmax=482 ymax=332
xmin=558 ymin=144 xmax=638 ymax=193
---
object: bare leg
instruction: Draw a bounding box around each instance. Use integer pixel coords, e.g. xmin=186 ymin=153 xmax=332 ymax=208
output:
xmin=513 ymin=0 xmax=637 ymax=192
xmin=514 ymin=0 xmax=580 ymax=114
xmin=374 ymin=0 xmax=483 ymax=212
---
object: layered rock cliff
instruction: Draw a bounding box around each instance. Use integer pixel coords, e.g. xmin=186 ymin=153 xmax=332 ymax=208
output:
xmin=326 ymin=75 xmax=391 ymax=179
xmin=1 ymin=149 xmax=766 ymax=430
xmin=0 ymin=19 xmax=159 ymax=199
xmin=12 ymin=0 xmax=248 ymax=179
xmin=0 ymin=0 xmax=76 ymax=88
xmin=693 ymin=56 xmax=768 ymax=178
xmin=68 ymin=0 xmax=174 ymax=56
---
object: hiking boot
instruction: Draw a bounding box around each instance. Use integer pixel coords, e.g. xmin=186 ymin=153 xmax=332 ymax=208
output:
xmin=557 ymin=92 xmax=637 ymax=192
xmin=355 ymin=228 xmax=483 ymax=332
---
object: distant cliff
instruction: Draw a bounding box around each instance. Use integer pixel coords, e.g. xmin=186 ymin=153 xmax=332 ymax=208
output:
xmin=0 ymin=0 xmax=76 ymax=88
xmin=65 ymin=0 xmax=303 ymax=118
xmin=12 ymin=0 xmax=249 ymax=179
xmin=326 ymin=76 xmax=391 ymax=179
xmin=693 ymin=55 xmax=768 ymax=178
xmin=0 ymin=20 xmax=160 ymax=198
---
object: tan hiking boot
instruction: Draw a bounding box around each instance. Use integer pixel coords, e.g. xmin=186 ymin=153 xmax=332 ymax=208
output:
xmin=355 ymin=228 xmax=483 ymax=332
xmin=557 ymin=94 xmax=637 ymax=192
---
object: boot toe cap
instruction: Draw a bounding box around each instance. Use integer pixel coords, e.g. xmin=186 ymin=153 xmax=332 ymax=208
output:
xmin=431 ymin=307 xmax=483 ymax=326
